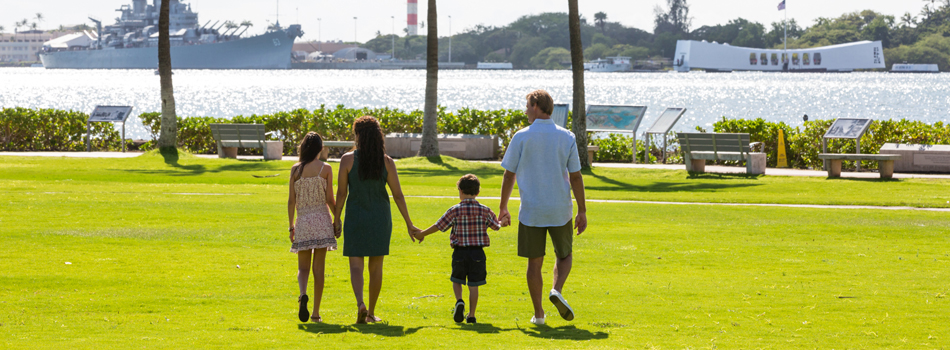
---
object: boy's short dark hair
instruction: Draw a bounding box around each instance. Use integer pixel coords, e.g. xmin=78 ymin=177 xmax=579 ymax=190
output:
xmin=457 ymin=174 xmax=480 ymax=195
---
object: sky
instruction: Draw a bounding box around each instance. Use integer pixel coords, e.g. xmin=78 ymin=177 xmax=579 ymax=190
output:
xmin=1 ymin=1 xmax=932 ymax=43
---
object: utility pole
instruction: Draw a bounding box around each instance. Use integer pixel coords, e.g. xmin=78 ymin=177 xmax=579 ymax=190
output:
xmin=353 ymin=17 xmax=357 ymax=43
xmin=317 ymin=18 xmax=321 ymax=53
xmin=448 ymin=15 xmax=452 ymax=63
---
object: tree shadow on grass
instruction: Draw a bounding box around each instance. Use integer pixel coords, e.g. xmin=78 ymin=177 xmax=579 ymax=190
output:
xmin=120 ymin=147 xmax=284 ymax=177
xmin=584 ymin=169 xmax=762 ymax=193
xmin=517 ymin=324 xmax=609 ymax=340
xmin=397 ymin=156 xmax=501 ymax=179
xmin=685 ymin=172 xmax=763 ymax=180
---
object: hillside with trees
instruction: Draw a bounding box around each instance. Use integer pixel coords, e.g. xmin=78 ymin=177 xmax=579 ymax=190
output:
xmin=359 ymin=0 xmax=950 ymax=71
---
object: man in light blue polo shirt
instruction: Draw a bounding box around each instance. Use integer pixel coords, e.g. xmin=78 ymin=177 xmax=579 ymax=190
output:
xmin=499 ymin=89 xmax=588 ymax=326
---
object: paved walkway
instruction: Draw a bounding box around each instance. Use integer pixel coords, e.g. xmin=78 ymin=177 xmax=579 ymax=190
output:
xmin=3 ymin=151 xmax=949 ymax=179
xmin=406 ymin=196 xmax=950 ymax=212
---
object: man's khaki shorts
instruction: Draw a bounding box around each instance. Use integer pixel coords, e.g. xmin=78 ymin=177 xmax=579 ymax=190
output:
xmin=518 ymin=220 xmax=573 ymax=259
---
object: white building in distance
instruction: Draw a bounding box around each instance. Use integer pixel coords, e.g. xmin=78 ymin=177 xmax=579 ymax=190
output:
xmin=673 ymin=40 xmax=885 ymax=72
xmin=1 ymin=31 xmax=55 ymax=62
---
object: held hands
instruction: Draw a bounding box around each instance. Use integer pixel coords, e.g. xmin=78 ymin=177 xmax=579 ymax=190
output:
xmin=498 ymin=208 xmax=511 ymax=227
xmin=407 ymin=224 xmax=422 ymax=243
xmin=333 ymin=220 xmax=342 ymax=238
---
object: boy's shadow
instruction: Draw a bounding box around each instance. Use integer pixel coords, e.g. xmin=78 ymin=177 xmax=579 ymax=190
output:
xmin=298 ymin=322 xmax=424 ymax=337
xmin=458 ymin=323 xmax=506 ymax=334
xmin=518 ymin=325 xmax=609 ymax=340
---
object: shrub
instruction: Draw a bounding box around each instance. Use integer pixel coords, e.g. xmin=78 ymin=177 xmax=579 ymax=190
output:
xmin=1 ymin=107 xmax=122 ymax=151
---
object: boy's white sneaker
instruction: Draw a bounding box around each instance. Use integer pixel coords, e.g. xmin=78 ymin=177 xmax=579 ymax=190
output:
xmin=530 ymin=315 xmax=545 ymax=325
xmin=549 ymin=289 xmax=575 ymax=321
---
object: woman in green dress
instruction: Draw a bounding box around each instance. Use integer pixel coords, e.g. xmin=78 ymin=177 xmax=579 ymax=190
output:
xmin=334 ymin=116 xmax=417 ymax=324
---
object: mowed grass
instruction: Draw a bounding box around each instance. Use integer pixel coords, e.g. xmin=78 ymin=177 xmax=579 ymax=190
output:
xmin=1 ymin=153 xmax=949 ymax=349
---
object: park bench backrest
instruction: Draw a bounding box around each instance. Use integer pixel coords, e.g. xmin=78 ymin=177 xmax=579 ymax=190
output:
xmin=678 ymin=133 xmax=751 ymax=157
xmin=209 ymin=124 xmax=266 ymax=149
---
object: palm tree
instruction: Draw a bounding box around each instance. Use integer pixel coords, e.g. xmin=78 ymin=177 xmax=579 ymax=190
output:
xmin=594 ymin=12 xmax=607 ymax=34
xmin=34 ymin=13 xmax=44 ymax=42
xmin=157 ymin=0 xmax=178 ymax=150
xmin=568 ymin=0 xmax=589 ymax=167
xmin=417 ymin=0 xmax=440 ymax=157
xmin=0 ymin=25 xmax=5 ymax=41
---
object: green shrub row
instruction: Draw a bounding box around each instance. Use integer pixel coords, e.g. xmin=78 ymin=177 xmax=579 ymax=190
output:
xmin=711 ymin=117 xmax=950 ymax=170
xmin=139 ymin=105 xmax=531 ymax=156
xmin=6 ymin=106 xmax=948 ymax=170
xmin=0 ymin=107 xmax=125 ymax=151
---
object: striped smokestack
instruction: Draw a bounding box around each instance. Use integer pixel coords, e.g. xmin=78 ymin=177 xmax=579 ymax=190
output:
xmin=407 ymin=0 xmax=418 ymax=36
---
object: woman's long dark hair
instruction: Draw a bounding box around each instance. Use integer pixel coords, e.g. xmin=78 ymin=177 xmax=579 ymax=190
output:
xmin=353 ymin=116 xmax=386 ymax=181
xmin=294 ymin=131 xmax=324 ymax=181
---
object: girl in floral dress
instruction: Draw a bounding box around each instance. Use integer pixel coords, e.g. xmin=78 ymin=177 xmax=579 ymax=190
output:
xmin=288 ymin=132 xmax=339 ymax=323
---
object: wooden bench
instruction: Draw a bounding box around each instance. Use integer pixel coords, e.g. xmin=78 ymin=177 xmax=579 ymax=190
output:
xmin=318 ymin=140 xmax=355 ymax=161
xmin=678 ymin=133 xmax=766 ymax=174
xmin=817 ymin=153 xmax=901 ymax=179
xmin=209 ymin=123 xmax=283 ymax=160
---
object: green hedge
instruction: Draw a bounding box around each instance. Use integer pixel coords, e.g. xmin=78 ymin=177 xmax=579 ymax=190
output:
xmin=712 ymin=117 xmax=950 ymax=170
xmin=0 ymin=107 xmax=124 ymax=151
xmin=132 ymin=105 xmax=531 ymax=156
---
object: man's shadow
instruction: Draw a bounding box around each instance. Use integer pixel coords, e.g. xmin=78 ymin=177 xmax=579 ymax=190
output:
xmin=517 ymin=324 xmax=609 ymax=340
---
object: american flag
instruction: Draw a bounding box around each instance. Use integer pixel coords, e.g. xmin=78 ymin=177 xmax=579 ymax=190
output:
xmin=778 ymin=0 xmax=785 ymax=11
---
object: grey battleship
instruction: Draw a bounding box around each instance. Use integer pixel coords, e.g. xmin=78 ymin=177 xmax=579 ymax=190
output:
xmin=40 ymin=0 xmax=303 ymax=69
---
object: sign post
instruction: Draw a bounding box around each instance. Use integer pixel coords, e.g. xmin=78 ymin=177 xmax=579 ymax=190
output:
xmin=643 ymin=107 xmax=687 ymax=163
xmin=585 ymin=105 xmax=648 ymax=163
xmin=87 ymin=106 xmax=134 ymax=153
xmin=822 ymin=118 xmax=872 ymax=171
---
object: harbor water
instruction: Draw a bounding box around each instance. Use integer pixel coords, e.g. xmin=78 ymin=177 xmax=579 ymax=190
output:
xmin=1 ymin=68 xmax=948 ymax=140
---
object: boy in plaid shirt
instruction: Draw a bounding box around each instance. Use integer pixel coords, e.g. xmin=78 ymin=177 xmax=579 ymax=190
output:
xmin=413 ymin=174 xmax=500 ymax=324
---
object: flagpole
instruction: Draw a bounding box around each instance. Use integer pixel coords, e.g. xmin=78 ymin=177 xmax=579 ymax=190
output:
xmin=784 ymin=1 xmax=787 ymax=57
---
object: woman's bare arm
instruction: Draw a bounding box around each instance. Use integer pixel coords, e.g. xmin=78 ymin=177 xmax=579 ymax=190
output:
xmin=288 ymin=164 xmax=299 ymax=242
xmin=385 ymin=156 xmax=416 ymax=241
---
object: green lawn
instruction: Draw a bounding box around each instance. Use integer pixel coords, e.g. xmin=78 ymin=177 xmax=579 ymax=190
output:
xmin=1 ymin=153 xmax=948 ymax=349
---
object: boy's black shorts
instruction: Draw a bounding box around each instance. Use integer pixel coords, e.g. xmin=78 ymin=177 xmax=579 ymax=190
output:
xmin=451 ymin=246 xmax=487 ymax=286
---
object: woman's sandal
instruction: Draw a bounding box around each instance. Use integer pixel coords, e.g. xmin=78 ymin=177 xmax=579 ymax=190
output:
xmin=356 ymin=303 xmax=368 ymax=324
xmin=365 ymin=315 xmax=382 ymax=323
xmin=310 ymin=315 xmax=322 ymax=323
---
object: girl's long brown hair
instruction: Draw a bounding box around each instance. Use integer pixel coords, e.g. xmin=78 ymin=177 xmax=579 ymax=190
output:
xmin=353 ymin=116 xmax=386 ymax=181
xmin=293 ymin=131 xmax=324 ymax=181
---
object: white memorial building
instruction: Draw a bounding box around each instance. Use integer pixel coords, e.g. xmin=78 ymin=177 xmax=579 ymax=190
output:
xmin=673 ymin=40 xmax=885 ymax=72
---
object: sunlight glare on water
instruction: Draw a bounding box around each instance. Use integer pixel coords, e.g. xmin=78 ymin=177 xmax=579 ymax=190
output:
xmin=1 ymin=68 xmax=948 ymax=139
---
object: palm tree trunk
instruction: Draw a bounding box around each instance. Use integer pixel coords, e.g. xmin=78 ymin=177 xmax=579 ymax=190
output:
xmin=417 ymin=0 xmax=440 ymax=157
xmin=156 ymin=0 xmax=178 ymax=149
xmin=568 ymin=0 xmax=589 ymax=168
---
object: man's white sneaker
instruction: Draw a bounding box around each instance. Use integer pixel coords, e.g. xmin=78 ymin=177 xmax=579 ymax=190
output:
xmin=530 ymin=315 xmax=545 ymax=325
xmin=549 ymin=289 xmax=575 ymax=321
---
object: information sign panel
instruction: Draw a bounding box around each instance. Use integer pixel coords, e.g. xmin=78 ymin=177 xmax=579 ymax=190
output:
xmin=646 ymin=107 xmax=686 ymax=134
xmin=551 ymin=104 xmax=570 ymax=128
xmin=585 ymin=105 xmax=647 ymax=132
xmin=89 ymin=106 xmax=134 ymax=122
xmin=823 ymin=118 xmax=871 ymax=139
xmin=87 ymin=105 xmax=134 ymax=152
xmin=586 ymin=105 xmax=647 ymax=163
xmin=643 ymin=107 xmax=687 ymax=163
xmin=821 ymin=118 xmax=873 ymax=171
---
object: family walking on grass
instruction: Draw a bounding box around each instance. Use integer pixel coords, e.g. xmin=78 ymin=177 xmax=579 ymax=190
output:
xmin=287 ymin=90 xmax=587 ymax=326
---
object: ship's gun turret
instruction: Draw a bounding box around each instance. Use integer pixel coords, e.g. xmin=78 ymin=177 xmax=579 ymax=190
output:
xmin=286 ymin=24 xmax=303 ymax=40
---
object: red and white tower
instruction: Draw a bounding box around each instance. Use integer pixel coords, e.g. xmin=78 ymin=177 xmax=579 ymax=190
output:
xmin=407 ymin=0 xmax=418 ymax=36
